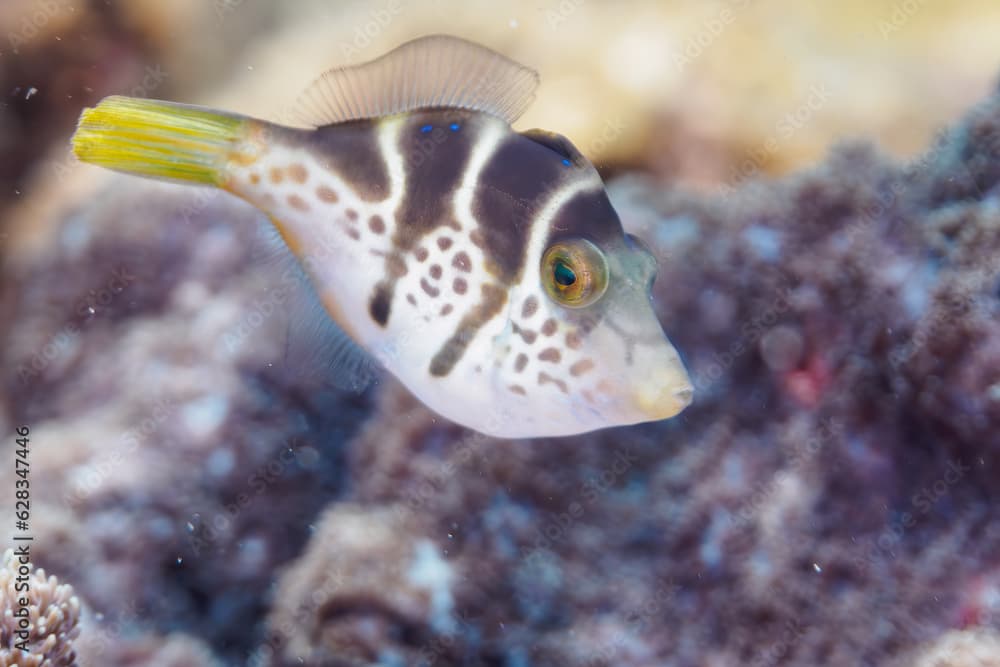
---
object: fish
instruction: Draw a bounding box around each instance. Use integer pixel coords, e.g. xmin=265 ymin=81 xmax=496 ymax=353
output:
xmin=70 ymin=35 xmax=693 ymax=438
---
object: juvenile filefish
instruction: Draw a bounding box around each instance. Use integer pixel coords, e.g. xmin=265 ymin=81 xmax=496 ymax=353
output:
xmin=71 ymin=35 xmax=692 ymax=438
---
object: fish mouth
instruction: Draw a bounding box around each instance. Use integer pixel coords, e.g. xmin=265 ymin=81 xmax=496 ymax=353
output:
xmin=630 ymin=361 xmax=693 ymax=420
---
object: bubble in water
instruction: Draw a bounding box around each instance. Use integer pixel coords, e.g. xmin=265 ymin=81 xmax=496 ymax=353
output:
xmin=25 ymin=87 xmax=38 ymax=100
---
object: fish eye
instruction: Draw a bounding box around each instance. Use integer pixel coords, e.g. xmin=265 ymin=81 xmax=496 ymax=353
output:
xmin=541 ymin=239 xmax=609 ymax=308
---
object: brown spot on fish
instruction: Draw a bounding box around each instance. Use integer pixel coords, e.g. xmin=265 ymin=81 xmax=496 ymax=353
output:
xmin=538 ymin=371 xmax=568 ymax=394
xmin=570 ymin=358 xmax=595 ymax=376
xmin=453 ymin=277 xmax=467 ymax=295
xmin=521 ymin=296 xmax=538 ymax=319
xmin=514 ymin=353 xmax=528 ymax=372
xmin=513 ymin=323 xmax=537 ymax=344
xmin=541 ymin=318 xmax=558 ymax=336
xmin=347 ymin=228 xmax=361 ymax=240
xmin=509 ymin=384 xmax=526 ymax=396
xmin=452 ymin=251 xmax=471 ymax=272
xmin=437 ymin=237 xmax=453 ymax=251
xmin=317 ymin=185 xmax=339 ymax=203
xmin=250 ymin=173 xmax=260 ymax=185
xmin=346 ymin=208 xmax=359 ymax=221
xmin=406 ymin=293 xmax=417 ymax=306
xmin=288 ymin=164 xmax=308 ymax=183
xmin=369 ymin=215 xmax=386 ymax=234
xmin=387 ymin=255 xmax=407 ymax=278
xmin=421 ymin=278 xmax=440 ymax=297
xmin=288 ymin=194 xmax=309 ymax=211
xmin=538 ymin=347 xmax=561 ymax=363
xmin=565 ymin=331 xmax=583 ymax=350
xmin=440 ymin=303 xmax=454 ymax=316
xmin=369 ymin=285 xmax=392 ymax=325
xmin=415 ymin=247 xmax=429 ymax=262
xmin=269 ymin=167 xmax=283 ymax=184
xmin=430 ymin=283 xmax=507 ymax=376
xmin=430 ymin=264 xmax=442 ymax=280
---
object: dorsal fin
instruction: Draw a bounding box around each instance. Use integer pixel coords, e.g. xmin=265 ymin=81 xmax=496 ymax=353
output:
xmin=293 ymin=35 xmax=539 ymax=127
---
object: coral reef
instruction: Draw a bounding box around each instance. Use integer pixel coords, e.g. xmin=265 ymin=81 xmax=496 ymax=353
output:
xmin=0 ymin=548 xmax=81 ymax=667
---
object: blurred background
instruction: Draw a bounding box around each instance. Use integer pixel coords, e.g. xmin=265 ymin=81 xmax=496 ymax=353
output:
xmin=1 ymin=1 xmax=999 ymax=666
xmin=4 ymin=0 xmax=1000 ymax=206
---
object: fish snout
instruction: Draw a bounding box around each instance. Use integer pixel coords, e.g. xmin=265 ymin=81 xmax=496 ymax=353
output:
xmin=631 ymin=362 xmax=693 ymax=420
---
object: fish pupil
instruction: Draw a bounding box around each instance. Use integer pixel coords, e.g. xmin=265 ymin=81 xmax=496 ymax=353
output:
xmin=554 ymin=261 xmax=576 ymax=287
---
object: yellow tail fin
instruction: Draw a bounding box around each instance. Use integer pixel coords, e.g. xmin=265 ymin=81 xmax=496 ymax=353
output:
xmin=71 ymin=96 xmax=250 ymax=186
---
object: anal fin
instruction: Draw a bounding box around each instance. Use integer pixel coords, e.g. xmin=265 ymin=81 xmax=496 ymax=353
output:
xmin=252 ymin=221 xmax=380 ymax=395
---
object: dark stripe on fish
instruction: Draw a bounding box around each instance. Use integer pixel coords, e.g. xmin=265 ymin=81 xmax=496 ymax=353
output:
xmin=394 ymin=110 xmax=474 ymax=240
xmin=369 ymin=110 xmax=476 ymax=326
xmin=430 ymin=283 xmax=507 ymax=377
xmin=544 ymin=187 xmax=624 ymax=248
xmin=541 ymin=189 xmax=624 ymax=331
xmin=472 ymin=131 xmax=573 ymax=283
xmin=286 ymin=121 xmax=390 ymax=202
